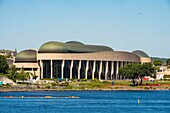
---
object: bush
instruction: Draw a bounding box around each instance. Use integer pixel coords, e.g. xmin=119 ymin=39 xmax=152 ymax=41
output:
xmin=64 ymin=85 xmax=73 ymax=89
xmin=102 ymin=81 xmax=110 ymax=84
xmin=45 ymin=85 xmax=51 ymax=89
xmin=144 ymin=87 xmax=149 ymax=90
xmin=164 ymin=74 xmax=170 ymax=79
xmin=51 ymin=82 xmax=57 ymax=86
xmin=59 ymin=82 xmax=69 ymax=86
xmin=81 ymin=79 xmax=87 ymax=82
xmin=91 ymin=78 xmax=100 ymax=83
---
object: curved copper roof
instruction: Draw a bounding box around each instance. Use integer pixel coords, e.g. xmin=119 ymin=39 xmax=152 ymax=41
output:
xmin=15 ymin=49 xmax=37 ymax=62
xmin=66 ymin=41 xmax=85 ymax=45
xmin=132 ymin=50 xmax=149 ymax=57
xmin=38 ymin=41 xmax=114 ymax=53
xmin=39 ymin=41 xmax=68 ymax=53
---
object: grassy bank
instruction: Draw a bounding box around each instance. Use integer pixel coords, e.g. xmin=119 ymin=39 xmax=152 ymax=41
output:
xmin=1 ymin=79 xmax=170 ymax=92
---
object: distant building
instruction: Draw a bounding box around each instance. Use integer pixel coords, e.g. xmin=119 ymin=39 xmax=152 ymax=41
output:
xmin=14 ymin=41 xmax=152 ymax=80
xmin=0 ymin=49 xmax=17 ymax=57
xmin=156 ymin=66 xmax=170 ymax=80
xmin=0 ymin=49 xmax=17 ymax=67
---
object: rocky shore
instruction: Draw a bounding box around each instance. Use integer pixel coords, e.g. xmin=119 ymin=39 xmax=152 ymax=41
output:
xmin=1 ymin=84 xmax=170 ymax=92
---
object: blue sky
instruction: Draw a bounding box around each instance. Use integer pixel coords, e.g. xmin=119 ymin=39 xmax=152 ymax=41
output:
xmin=0 ymin=0 xmax=170 ymax=57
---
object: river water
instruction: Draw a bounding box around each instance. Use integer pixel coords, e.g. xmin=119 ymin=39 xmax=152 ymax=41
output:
xmin=0 ymin=91 xmax=170 ymax=113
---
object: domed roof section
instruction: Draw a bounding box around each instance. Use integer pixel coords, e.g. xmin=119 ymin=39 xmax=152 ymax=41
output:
xmin=39 ymin=41 xmax=113 ymax=53
xmin=15 ymin=49 xmax=37 ymax=62
xmin=66 ymin=41 xmax=113 ymax=53
xmin=86 ymin=45 xmax=114 ymax=52
xmin=132 ymin=50 xmax=149 ymax=57
xmin=66 ymin=41 xmax=84 ymax=45
xmin=39 ymin=41 xmax=68 ymax=53
xmin=66 ymin=44 xmax=88 ymax=53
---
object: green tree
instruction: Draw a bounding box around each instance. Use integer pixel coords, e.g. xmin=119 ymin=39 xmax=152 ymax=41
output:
xmin=9 ymin=65 xmax=18 ymax=75
xmin=0 ymin=55 xmax=9 ymax=74
xmin=119 ymin=63 xmax=155 ymax=86
xmin=153 ymin=60 xmax=163 ymax=66
xmin=7 ymin=66 xmax=30 ymax=82
xmin=17 ymin=67 xmax=30 ymax=81
xmin=119 ymin=63 xmax=141 ymax=86
xmin=8 ymin=65 xmax=19 ymax=82
xmin=138 ymin=63 xmax=155 ymax=85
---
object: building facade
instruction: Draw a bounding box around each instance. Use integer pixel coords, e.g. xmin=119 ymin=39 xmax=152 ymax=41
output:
xmin=14 ymin=41 xmax=152 ymax=80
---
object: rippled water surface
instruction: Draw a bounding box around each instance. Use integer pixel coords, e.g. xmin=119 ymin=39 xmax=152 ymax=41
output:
xmin=0 ymin=91 xmax=170 ymax=113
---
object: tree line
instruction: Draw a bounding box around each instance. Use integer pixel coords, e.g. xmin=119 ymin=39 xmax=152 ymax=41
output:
xmin=0 ymin=55 xmax=30 ymax=82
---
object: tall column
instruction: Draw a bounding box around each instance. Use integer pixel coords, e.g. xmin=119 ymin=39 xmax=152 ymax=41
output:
xmin=40 ymin=60 xmax=43 ymax=79
xmin=123 ymin=61 xmax=127 ymax=80
xmin=116 ymin=61 xmax=119 ymax=80
xmin=50 ymin=60 xmax=53 ymax=79
xmin=61 ymin=60 xmax=65 ymax=79
xmin=120 ymin=61 xmax=123 ymax=80
xmin=105 ymin=61 xmax=108 ymax=80
xmin=99 ymin=61 xmax=103 ymax=81
xmin=92 ymin=61 xmax=96 ymax=80
xmin=70 ymin=60 xmax=73 ymax=79
xmin=85 ymin=60 xmax=89 ymax=79
xmin=78 ymin=60 xmax=81 ymax=79
xmin=111 ymin=61 xmax=114 ymax=80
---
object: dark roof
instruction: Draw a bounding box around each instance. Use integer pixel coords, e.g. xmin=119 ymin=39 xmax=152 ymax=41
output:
xmin=132 ymin=50 xmax=149 ymax=57
xmin=38 ymin=41 xmax=114 ymax=53
xmin=15 ymin=49 xmax=37 ymax=62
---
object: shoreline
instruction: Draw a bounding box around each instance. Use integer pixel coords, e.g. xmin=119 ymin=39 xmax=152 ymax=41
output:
xmin=1 ymin=80 xmax=170 ymax=92
xmin=1 ymin=86 xmax=170 ymax=92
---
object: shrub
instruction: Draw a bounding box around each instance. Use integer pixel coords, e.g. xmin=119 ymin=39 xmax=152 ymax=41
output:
xmin=102 ymin=81 xmax=110 ymax=84
xmin=51 ymin=83 xmax=57 ymax=86
xmin=163 ymin=74 xmax=170 ymax=80
xmin=59 ymin=82 xmax=69 ymax=86
xmin=45 ymin=85 xmax=51 ymax=89
xmin=144 ymin=87 xmax=149 ymax=90
xmin=81 ymin=79 xmax=87 ymax=82
xmin=64 ymin=85 xmax=73 ymax=89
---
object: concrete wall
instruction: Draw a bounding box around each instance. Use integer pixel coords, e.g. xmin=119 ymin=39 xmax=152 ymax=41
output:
xmin=38 ymin=51 xmax=141 ymax=62
xmin=140 ymin=57 xmax=152 ymax=63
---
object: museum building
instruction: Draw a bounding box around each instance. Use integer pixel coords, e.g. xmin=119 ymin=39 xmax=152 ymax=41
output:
xmin=14 ymin=41 xmax=152 ymax=80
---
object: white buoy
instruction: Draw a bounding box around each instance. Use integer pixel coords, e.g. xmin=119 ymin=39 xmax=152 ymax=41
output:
xmin=138 ymin=99 xmax=140 ymax=104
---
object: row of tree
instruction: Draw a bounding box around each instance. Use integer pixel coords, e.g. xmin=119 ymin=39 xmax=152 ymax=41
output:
xmin=119 ymin=63 xmax=155 ymax=86
xmin=153 ymin=58 xmax=170 ymax=66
